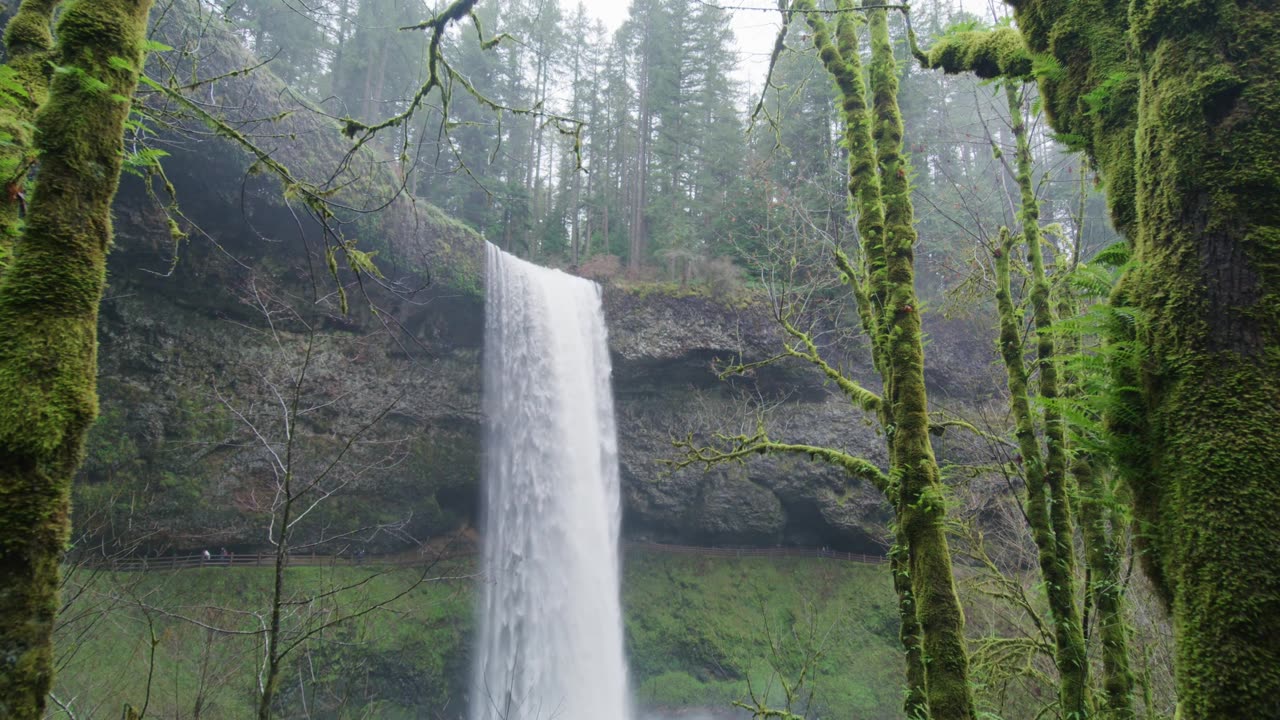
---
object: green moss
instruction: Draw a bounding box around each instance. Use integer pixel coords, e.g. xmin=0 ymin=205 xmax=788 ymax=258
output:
xmin=1118 ymin=2 xmax=1280 ymax=715
xmin=0 ymin=1 xmax=155 ymax=717
xmin=923 ymin=28 xmax=1033 ymax=80
xmin=0 ymin=0 xmax=59 ymax=255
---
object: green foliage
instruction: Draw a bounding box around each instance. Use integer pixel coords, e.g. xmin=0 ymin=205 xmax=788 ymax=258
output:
xmin=1081 ymin=71 xmax=1135 ymax=116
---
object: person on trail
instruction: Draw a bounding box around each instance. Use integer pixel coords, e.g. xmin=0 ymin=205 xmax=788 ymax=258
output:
xmin=201 ymin=549 xmax=211 ymax=562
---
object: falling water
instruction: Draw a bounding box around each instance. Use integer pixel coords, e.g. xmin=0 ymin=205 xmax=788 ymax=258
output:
xmin=471 ymin=243 xmax=633 ymax=720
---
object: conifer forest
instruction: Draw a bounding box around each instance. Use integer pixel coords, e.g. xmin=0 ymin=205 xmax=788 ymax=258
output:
xmin=0 ymin=0 xmax=1275 ymax=719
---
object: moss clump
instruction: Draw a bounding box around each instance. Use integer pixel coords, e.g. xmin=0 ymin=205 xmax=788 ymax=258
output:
xmin=922 ymin=28 xmax=1033 ymax=79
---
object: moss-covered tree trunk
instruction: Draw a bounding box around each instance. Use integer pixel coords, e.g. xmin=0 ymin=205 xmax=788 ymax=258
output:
xmin=1031 ymin=4 xmax=1280 ymax=716
xmin=799 ymin=3 xmax=975 ymax=717
xmin=1003 ymin=83 xmax=1091 ymax=718
xmin=0 ymin=1 xmax=154 ymax=717
xmin=796 ymin=5 xmax=935 ymax=715
xmin=1071 ymin=452 xmax=1136 ymax=720
xmin=992 ymin=226 xmax=1090 ymax=717
xmin=890 ymin=531 xmax=928 ymax=718
xmin=913 ymin=3 xmax=1280 ymax=713
xmin=0 ymin=0 xmax=58 ymax=262
xmin=867 ymin=10 xmax=974 ymax=719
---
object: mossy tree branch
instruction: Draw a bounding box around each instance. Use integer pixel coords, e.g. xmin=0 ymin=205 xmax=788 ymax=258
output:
xmin=904 ymin=22 xmax=1033 ymax=80
xmin=776 ymin=314 xmax=882 ymax=414
xmin=669 ymin=427 xmax=889 ymax=495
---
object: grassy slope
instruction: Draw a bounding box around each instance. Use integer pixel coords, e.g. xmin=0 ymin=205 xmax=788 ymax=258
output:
xmin=625 ymin=551 xmax=902 ymax=719
xmin=51 ymin=554 xmax=903 ymax=719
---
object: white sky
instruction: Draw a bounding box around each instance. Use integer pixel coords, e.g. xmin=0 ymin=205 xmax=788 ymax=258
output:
xmin=570 ymin=0 xmax=996 ymax=100
xmin=572 ymin=0 xmax=794 ymax=97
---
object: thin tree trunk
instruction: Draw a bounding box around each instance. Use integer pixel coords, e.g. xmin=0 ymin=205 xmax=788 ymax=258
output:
xmin=868 ymin=10 xmax=973 ymax=716
xmin=891 ymin=540 xmax=928 ymax=719
xmin=629 ymin=31 xmax=651 ymax=271
xmin=800 ymin=4 xmax=975 ymax=717
xmin=1005 ymin=82 xmax=1090 ymax=718
xmin=1073 ymin=451 xmax=1136 ymax=720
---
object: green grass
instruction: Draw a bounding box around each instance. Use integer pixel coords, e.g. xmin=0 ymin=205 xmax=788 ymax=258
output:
xmin=51 ymin=553 xmax=904 ymax=719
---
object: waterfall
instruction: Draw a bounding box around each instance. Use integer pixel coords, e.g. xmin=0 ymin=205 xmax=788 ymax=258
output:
xmin=471 ymin=243 xmax=633 ymax=720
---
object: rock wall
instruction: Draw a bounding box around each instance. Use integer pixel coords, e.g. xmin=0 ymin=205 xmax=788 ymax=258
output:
xmin=87 ymin=167 xmax=999 ymax=556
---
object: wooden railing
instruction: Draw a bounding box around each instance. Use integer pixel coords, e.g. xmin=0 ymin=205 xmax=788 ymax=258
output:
xmin=84 ymin=542 xmax=887 ymax=573
xmin=625 ymin=542 xmax=887 ymax=564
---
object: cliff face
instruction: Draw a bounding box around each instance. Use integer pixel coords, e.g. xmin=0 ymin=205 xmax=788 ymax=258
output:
xmin=608 ymin=289 xmax=995 ymax=553
xmin=87 ymin=172 xmax=997 ymax=555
